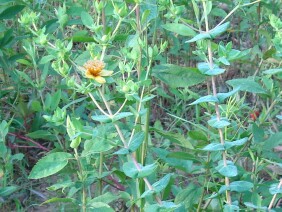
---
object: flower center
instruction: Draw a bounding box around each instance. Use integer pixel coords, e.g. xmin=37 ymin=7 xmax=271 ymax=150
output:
xmin=84 ymin=60 xmax=105 ymax=76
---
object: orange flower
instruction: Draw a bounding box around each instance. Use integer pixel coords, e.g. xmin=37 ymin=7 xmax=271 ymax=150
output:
xmin=83 ymin=59 xmax=113 ymax=84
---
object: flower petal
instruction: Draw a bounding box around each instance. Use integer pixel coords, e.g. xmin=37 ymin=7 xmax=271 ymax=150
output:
xmin=85 ymin=71 xmax=96 ymax=79
xmin=100 ymin=70 xmax=113 ymax=77
xmin=94 ymin=76 xmax=106 ymax=84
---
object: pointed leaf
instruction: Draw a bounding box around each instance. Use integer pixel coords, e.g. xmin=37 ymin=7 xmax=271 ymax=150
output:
xmin=202 ymin=142 xmax=224 ymax=151
xmin=162 ymin=23 xmax=196 ymax=36
xmin=28 ymin=152 xmax=72 ymax=179
xmin=189 ymin=95 xmax=219 ymax=105
xmin=224 ymin=204 xmax=239 ymax=212
xmin=137 ymin=163 xmax=158 ymax=178
xmin=0 ymin=186 xmax=18 ymax=197
xmin=113 ymin=148 xmax=129 ymax=155
xmin=209 ymin=22 xmax=230 ymax=38
xmin=263 ymin=68 xmax=282 ymax=75
xmin=112 ymin=112 xmax=133 ymax=122
xmin=152 ymin=64 xmax=205 ymax=88
xmin=153 ymin=173 xmax=172 ymax=192
xmin=224 ymin=138 xmax=248 ymax=149
xmin=269 ymin=183 xmax=282 ymax=195
xmin=208 ymin=117 xmax=230 ymax=128
xmin=216 ymin=160 xmax=238 ymax=177
xmin=206 ymin=68 xmax=225 ymax=76
xmin=0 ymin=5 xmax=25 ymax=20
xmin=91 ymin=115 xmax=111 ymax=123
xmin=123 ymin=162 xmax=138 ymax=178
xmin=81 ymin=11 xmax=94 ymax=28
xmin=187 ymin=22 xmax=230 ymax=42
xmin=226 ymin=78 xmax=268 ymax=94
xmin=152 ymin=128 xmax=194 ymax=149
xmin=128 ymin=132 xmax=145 ymax=152
xmin=230 ymin=181 xmax=253 ymax=192
xmin=217 ymin=87 xmax=240 ymax=103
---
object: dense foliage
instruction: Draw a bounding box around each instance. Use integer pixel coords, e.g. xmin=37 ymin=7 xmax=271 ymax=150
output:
xmin=0 ymin=0 xmax=282 ymax=211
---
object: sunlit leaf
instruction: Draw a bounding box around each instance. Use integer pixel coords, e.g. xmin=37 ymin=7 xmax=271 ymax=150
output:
xmin=215 ymin=160 xmax=238 ymax=177
xmin=189 ymin=95 xmax=219 ymax=105
xmin=226 ymin=78 xmax=268 ymax=94
xmin=162 ymin=23 xmax=196 ymax=36
xmin=28 ymin=152 xmax=73 ymax=179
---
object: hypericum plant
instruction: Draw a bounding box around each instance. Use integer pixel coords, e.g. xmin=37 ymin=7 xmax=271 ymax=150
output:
xmin=21 ymin=1 xmax=178 ymax=211
xmin=151 ymin=0 xmax=281 ymax=211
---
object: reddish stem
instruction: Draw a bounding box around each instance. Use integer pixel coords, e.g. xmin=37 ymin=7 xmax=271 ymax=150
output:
xmin=8 ymin=132 xmax=50 ymax=151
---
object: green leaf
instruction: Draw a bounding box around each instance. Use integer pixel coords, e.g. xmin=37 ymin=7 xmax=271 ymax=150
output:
xmin=0 ymin=0 xmax=17 ymax=4
xmin=186 ymin=32 xmax=211 ymax=43
xmin=188 ymin=130 xmax=208 ymax=141
xmin=47 ymin=180 xmax=74 ymax=191
xmin=28 ymin=152 xmax=73 ymax=179
xmin=162 ymin=23 xmax=196 ymax=36
xmin=42 ymin=197 xmax=77 ymax=204
xmin=152 ymin=128 xmax=194 ymax=149
xmin=141 ymin=174 xmax=172 ymax=198
xmin=112 ymin=112 xmax=133 ymax=122
xmin=187 ymin=22 xmax=230 ymax=42
xmin=190 ymin=95 xmax=219 ymax=105
xmin=269 ymin=183 xmax=282 ymax=195
xmin=153 ymin=173 xmax=172 ymax=192
xmin=0 ymin=186 xmax=17 ymax=197
xmin=67 ymin=116 xmax=81 ymax=149
xmin=224 ymin=204 xmax=239 ymax=212
xmin=208 ymin=181 xmax=253 ymax=199
xmin=230 ymin=181 xmax=253 ymax=192
xmin=83 ymin=138 xmax=114 ymax=154
xmin=210 ymin=119 xmax=227 ymax=131
xmin=123 ymin=162 xmax=157 ymax=179
xmin=81 ymin=11 xmax=94 ymax=28
xmin=16 ymin=70 xmax=35 ymax=87
xmin=122 ymin=162 xmax=138 ymax=178
xmin=167 ymin=152 xmax=202 ymax=163
xmin=244 ymin=202 xmax=268 ymax=210
xmin=0 ymin=5 xmax=25 ymax=20
xmin=16 ymin=59 xmax=32 ymax=67
xmin=209 ymin=22 xmax=230 ymax=38
xmin=91 ymin=115 xmax=111 ymax=123
xmin=215 ymin=160 xmax=238 ymax=177
xmin=175 ymin=183 xmax=203 ymax=209
xmin=224 ymin=138 xmax=248 ymax=149
xmin=50 ymin=89 xmax=61 ymax=111
xmin=88 ymin=203 xmax=114 ymax=212
xmin=208 ymin=117 xmax=230 ymax=129
xmin=226 ymin=78 xmax=268 ymax=94
xmin=205 ymin=68 xmax=225 ymax=76
xmin=217 ymin=87 xmax=240 ymax=103
xmin=0 ymin=120 xmax=9 ymax=138
xmin=128 ymin=132 xmax=145 ymax=152
xmin=197 ymin=62 xmax=225 ymax=76
xmin=202 ymin=142 xmax=225 ymax=151
xmin=145 ymin=202 xmax=180 ymax=212
xmin=137 ymin=163 xmax=158 ymax=178
xmin=113 ymin=148 xmax=129 ymax=155
xmin=92 ymin=112 xmax=133 ymax=123
xmin=263 ymin=68 xmax=282 ymax=75
xmin=26 ymin=130 xmax=56 ymax=141
xmin=152 ymin=64 xmax=206 ymax=88
xmin=276 ymin=115 xmax=282 ymax=120
xmin=89 ymin=192 xmax=120 ymax=204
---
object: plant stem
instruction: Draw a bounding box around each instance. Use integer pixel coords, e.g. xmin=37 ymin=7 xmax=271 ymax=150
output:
xmin=202 ymin=0 xmax=231 ymax=205
xmin=268 ymin=178 xmax=282 ymax=209
xmin=99 ymin=152 xmax=103 ymax=195
xmin=74 ymin=148 xmax=86 ymax=212
xmin=92 ymin=87 xmax=162 ymax=205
